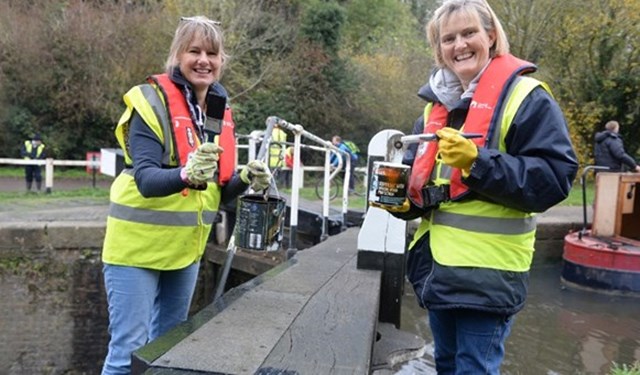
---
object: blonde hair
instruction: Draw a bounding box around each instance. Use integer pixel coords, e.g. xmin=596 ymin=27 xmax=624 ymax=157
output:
xmin=426 ymin=0 xmax=509 ymax=68
xmin=605 ymin=120 xmax=619 ymax=132
xmin=164 ymin=16 xmax=230 ymax=74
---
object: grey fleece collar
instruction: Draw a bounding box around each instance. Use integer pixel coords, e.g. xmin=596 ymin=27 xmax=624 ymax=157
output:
xmin=428 ymin=60 xmax=491 ymax=111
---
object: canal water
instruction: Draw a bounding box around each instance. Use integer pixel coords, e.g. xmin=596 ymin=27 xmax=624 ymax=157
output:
xmin=395 ymin=263 xmax=640 ymax=374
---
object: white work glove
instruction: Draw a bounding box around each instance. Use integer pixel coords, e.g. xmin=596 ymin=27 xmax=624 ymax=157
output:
xmin=240 ymin=160 xmax=272 ymax=191
xmin=182 ymin=143 xmax=224 ymax=185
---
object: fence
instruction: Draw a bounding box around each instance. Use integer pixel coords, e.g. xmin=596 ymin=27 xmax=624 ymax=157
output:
xmin=0 ymin=157 xmax=101 ymax=193
xmin=1 ymin=121 xmax=367 ymax=243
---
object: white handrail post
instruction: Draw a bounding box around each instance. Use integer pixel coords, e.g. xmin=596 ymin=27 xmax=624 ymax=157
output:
xmin=321 ymin=148 xmax=332 ymax=241
xmin=45 ymin=158 xmax=54 ymax=194
xmin=287 ymin=124 xmax=304 ymax=258
xmin=340 ymin=153 xmax=350 ymax=230
xmin=248 ymin=130 xmax=263 ymax=162
xmin=357 ymin=129 xmax=407 ymax=327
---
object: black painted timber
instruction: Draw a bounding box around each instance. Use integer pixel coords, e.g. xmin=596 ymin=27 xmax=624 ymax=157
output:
xmin=133 ymin=227 xmax=382 ymax=375
xmin=378 ymin=253 xmax=405 ymax=328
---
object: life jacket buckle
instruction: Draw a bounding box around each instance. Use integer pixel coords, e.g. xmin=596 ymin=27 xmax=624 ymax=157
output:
xmin=421 ymin=184 xmax=450 ymax=208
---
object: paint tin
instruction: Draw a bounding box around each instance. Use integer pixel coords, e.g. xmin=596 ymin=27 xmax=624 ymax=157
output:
xmin=234 ymin=194 xmax=286 ymax=251
xmin=369 ymin=162 xmax=411 ymax=206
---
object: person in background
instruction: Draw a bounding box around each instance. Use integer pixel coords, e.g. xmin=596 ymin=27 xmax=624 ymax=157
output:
xmin=20 ymin=133 xmax=46 ymax=192
xmin=594 ymin=120 xmax=640 ymax=173
xmin=100 ymin=16 xmax=270 ymax=375
xmin=373 ymin=0 xmax=578 ymax=373
xmin=269 ymin=123 xmax=287 ymax=185
xmin=282 ymin=146 xmax=294 ymax=186
xmin=282 ymin=145 xmax=305 ymax=187
xmin=330 ymin=135 xmax=357 ymax=193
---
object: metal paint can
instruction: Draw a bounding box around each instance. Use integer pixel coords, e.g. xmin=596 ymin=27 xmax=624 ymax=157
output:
xmin=234 ymin=194 xmax=286 ymax=251
xmin=369 ymin=162 xmax=410 ymax=206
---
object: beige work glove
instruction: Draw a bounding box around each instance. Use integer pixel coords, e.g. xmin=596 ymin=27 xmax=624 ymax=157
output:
xmin=240 ymin=160 xmax=272 ymax=191
xmin=183 ymin=142 xmax=224 ymax=185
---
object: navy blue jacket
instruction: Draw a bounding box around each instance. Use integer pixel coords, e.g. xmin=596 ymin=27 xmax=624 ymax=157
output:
xmin=594 ymin=130 xmax=638 ymax=172
xmin=403 ymin=76 xmax=578 ymax=315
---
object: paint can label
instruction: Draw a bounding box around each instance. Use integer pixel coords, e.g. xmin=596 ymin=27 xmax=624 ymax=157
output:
xmin=235 ymin=194 xmax=286 ymax=251
xmin=369 ymin=162 xmax=410 ymax=206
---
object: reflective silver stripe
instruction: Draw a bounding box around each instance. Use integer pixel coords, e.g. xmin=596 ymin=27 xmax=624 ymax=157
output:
xmin=203 ymin=211 xmax=217 ymax=224
xmin=433 ymin=210 xmax=536 ymax=235
xmin=140 ymin=84 xmax=173 ymax=166
xmin=109 ymin=202 xmax=216 ymax=226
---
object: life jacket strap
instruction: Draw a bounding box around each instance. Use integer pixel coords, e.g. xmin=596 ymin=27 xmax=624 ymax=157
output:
xmin=421 ymin=184 xmax=450 ymax=208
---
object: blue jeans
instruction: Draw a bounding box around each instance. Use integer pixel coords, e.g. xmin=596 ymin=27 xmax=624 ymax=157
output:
xmin=428 ymin=309 xmax=514 ymax=375
xmin=101 ymin=262 xmax=200 ymax=375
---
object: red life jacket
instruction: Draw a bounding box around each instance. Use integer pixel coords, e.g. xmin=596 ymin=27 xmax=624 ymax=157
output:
xmin=407 ymin=54 xmax=536 ymax=208
xmin=148 ymin=74 xmax=236 ymax=185
xmin=284 ymin=147 xmax=294 ymax=168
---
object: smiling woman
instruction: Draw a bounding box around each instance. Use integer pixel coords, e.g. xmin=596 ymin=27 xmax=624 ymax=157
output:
xmin=372 ymin=0 xmax=579 ymax=373
xmin=98 ymin=15 xmax=265 ymax=375
xmin=427 ymin=0 xmax=509 ymax=90
xmin=165 ymin=16 xmax=229 ymax=105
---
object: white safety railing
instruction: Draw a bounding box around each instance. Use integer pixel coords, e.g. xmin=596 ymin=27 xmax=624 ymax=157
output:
xmin=0 ymin=157 xmax=101 ymax=193
xmin=238 ymin=116 xmax=358 ymax=245
xmin=1 ymin=125 xmax=364 ymax=247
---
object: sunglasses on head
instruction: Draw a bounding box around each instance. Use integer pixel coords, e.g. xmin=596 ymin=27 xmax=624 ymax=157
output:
xmin=180 ymin=17 xmax=221 ymax=26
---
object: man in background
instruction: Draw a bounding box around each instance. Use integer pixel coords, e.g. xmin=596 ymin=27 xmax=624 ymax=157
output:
xmin=594 ymin=120 xmax=640 ymax=173
xmin=20 ymin=133 xmax=46 ymax=192
xmin=330 ymin=135 xmax=358 ymax=193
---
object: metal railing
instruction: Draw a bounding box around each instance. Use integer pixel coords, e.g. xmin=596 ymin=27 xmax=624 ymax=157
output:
xmin=1 ymin=122 xmax=362 ymax=246
xmin=239 ymin=116 xmax=357 ymax=245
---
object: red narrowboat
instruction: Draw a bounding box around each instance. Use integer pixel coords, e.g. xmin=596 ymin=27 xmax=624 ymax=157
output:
xmin=562 ymin=170 xmax=640 ymax=296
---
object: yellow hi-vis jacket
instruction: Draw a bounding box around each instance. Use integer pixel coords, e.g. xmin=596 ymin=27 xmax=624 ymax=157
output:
xmin=407 ymin=55 xmax=556 ymax=314
xmin=23 ymin=141 xmax=45 ymax=159
xmin=269 ymin=127 xmax=287 ymax=169
xmin=102 ymin=80 xmax=221 ymax=270
xmin=411 ymin=56 xmax=545 ymax=272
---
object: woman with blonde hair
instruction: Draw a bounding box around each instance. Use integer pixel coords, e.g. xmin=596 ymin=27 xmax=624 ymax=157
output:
xmin=100 ymin=16 xmax=269 ymax=374
xmin=374 ymin=0 xmax=578 ymax=372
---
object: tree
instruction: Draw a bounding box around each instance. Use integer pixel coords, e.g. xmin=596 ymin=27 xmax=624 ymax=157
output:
xmin=536 ymin=0 xmax=640 ymax=166
xmin=492 ymin=0 xmax=565 ymax=62
xmin=0 ymin=0 xmax=167 ymax=158
xmin=341 ymin=0 xmax=430 ymax=144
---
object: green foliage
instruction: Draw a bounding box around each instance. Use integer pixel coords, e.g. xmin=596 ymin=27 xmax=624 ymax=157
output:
xmin=299 ymin=1 xmax=346 ymax=54
xmin=342 ymin=0 xmax=420 ymax=54
xmin=610 ymin=361 xmax=640 ymax=375
xmin=1 ymin=0 xmax=638 ymax=169
xmin=492 ymin=0 xmax=565 ymax=62
xmin=0 ymin=1 xmax=169 ymax=159
xmin=533 ymin=0 xmax=640 ymax=164
xmin=0 ymin=188 xmax=109 ymax=204
xmin=560 ymin=100 xmax=607 ymax=169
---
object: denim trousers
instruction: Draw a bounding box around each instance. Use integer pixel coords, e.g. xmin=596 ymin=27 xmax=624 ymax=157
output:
xmin=428 ymin=308 xmax=514 ymax=375
xmin=101 ymin=262 xmax=200 ymax=375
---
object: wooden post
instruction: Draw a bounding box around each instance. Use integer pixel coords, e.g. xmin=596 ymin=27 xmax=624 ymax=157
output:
xmin=357 ymin=129 xmax=407 ymax=328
